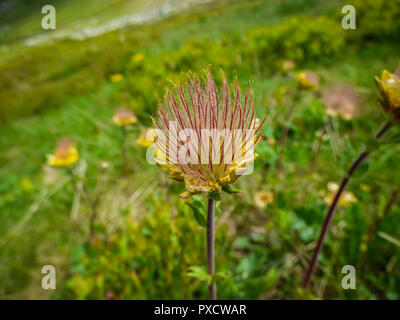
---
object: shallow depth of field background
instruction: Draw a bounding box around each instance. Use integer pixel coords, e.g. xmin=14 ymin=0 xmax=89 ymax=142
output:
xmin=1 ymin=0 xmax=400 ymax=299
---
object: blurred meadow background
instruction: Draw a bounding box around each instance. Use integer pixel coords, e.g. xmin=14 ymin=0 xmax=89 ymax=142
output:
xmin=1 ymin=0 xmax=400 ymax=299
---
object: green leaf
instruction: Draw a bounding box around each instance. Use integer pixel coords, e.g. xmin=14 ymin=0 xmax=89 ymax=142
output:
xmin=352 ymin=158 xmax=370 ymax=179
xmin=187 ymin=266 xmax=212 ymax=284
xmin=215 ymin=201 xmax=221 ymax=216
xmin=208 ymin=191 xmax=221 ymax=201
xmin=215 ymin=270 xmax=230 ymax=280
xmin=222 ymin=184 xmax=241 ymax=194
xmin=185 ymin=196 xmax=207 ymax=227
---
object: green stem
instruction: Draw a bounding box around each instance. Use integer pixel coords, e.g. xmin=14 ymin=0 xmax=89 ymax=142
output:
xmin=276 ymin=91 xmax=301 ymax=177
xmin=121 ymin=126 xmax=128 ymax=173
xmin=207 ymin=198 xmax=216 ymax=300
xmin=65 ymin=167 xmax=97 ymax=240
xmin=361 ymin=186 xmax=400 ymax=268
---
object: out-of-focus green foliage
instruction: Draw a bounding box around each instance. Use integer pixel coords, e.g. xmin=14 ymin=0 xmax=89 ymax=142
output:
xmin=247 ymin=16 xmax=345 ymax=66
xmin=66 ymin=197 xmax=224 ymax=299
xmin=0 ymin=1 xmax=379 ymax=121
xmin=347 ymin=0 xmax=400 ymax=41
xmin=1 ymin=0 xmax=400 ymax=300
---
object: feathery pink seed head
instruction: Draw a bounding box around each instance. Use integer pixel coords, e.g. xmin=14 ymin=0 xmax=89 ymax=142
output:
xmin=153 ymin=71 xmax=266 ymax=198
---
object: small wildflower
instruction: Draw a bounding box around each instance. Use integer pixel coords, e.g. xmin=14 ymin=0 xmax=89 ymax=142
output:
xmin=113 ymin=108 xmax=137 ymax=126
xmin=47 ymin=138 xmax=79 ymax=168
xmin=254 ymin=191 xmax=274 ymax=208
xmin=136 ymin=128 xmax=157 ymax=147
xmin=322 ymin=84 xmax=361 ymax=120
xmin=101 ymin=162 xmax=109 ymax=169
xmin=327 ymin=182 xmax=339 ymax=193
xmin=153 ymin=71 xmax=266 ymax=198
xmin=131 ymin=52 xmax=145 ymax=63
xmin=296 ymin=71 xmax=319 ymax=91
xmin=282 ymin=60 xmax=295 ymax=72
xmin=110 ymin=73 xmax=124 ymax=83
xmin=324 ymin=182 xmax=357 ymax=208
xmin=375 ymin=70 xmax=400 ymax=120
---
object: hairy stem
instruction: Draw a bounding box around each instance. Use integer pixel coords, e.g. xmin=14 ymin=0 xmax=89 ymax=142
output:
xmin=207 ymin=198 xmax=216 ymax=300
xmin=303 ymin=120 xmax=392 ymax=289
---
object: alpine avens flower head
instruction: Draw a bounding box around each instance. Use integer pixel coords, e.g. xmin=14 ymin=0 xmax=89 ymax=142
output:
xmin=47 ymin=138 xmax=79 ymax=168
xmin=375 ymin=71 xmax=400 ymax=120
xmin=323 ymin=182 xmax=357 ymax=208
xmin=296 ymin=71 xmax=319 ymax=91
xmin=254 ymin=191 xmax=274 ymax=208
xmin=113 ymin=108 xmax=137 ymax=126
xmin=152 ymin=71 xmax=266 ymax=198
xmin=282 ymin=60 xmax=295 ymax=72
xmin=322 ymin=84 xmax=361 ymax=120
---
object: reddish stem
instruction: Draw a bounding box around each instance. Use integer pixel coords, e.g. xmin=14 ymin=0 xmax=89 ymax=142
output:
xmin=302 ymin=120 xmax=392 ymax=289
xmin=207 ymin=198 xmax=217 ymax=300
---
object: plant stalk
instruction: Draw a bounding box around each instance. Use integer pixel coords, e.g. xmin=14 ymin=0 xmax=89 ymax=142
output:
xmin=121 ymin=126 xmax=128 ymax=173
xmin=276 ymin=91 xmax=301 ymax=177
xmin=303 ymin=120 xmax=392 ymax=289
xmin=207 ymin=198 xmax=216 ymax=300
xmin=300 ymin=124 xmax=327 ymax=204
xmin=66 ymin=167 xmax=98 ymax=240
xmin=276 ymin=104 xmax=296 ymax=176
xmin=361 ymin=186 xmax=400 ymax=267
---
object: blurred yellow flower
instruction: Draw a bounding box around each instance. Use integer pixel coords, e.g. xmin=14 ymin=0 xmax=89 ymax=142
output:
xmin=254 ymin=191 xmax=274 ymax=208
xmin=267 ymin=137 xmax=276 ymax=146
xmin=113 ymin=108 xmax=137 ymax=126
xmin=282 ymin=60 xmax=295 ymax=72
xmin=47 ymin=138 xmax=79 ymax=168
xmin=296 ymin=71 xmax=319 ymax=91
xmin=375 ymin=70 xmax=400 ymax=119
xmin=136 ymin=128 xmax=157 ymax=147
xmin=131 ymin=52 xmax=145 ymax=63
xmin=110 ymin=73 xmax=124 ymax=83
xmin=324 ymin=182 xmax=357 ymax=208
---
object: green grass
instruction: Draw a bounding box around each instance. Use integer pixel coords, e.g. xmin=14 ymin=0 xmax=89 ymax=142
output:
xmin=0 ymin=0 xmax=165 ymax=44
xmin=1 ymin=0 xmax=400 ymax=299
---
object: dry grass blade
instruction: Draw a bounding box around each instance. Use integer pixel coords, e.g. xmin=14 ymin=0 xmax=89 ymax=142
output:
xmin=0 ymin=177 xmax=69 ymax=249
